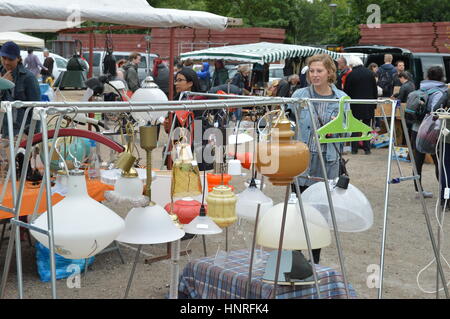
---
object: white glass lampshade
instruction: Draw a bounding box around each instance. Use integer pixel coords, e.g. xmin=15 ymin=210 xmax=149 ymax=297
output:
xmin=228 ymin=159 xmax=242 ymax=176
xmin=115 ymin=175 xmax=144 ymax=197
xmin=31 ymin=171 xmax=125 ymax=259
xmin=236 ymin=183 xmax=273 ymax=222
xmin=131 ymin=77 xmax=169 ymax=125
xmin=228 ymin=133 xmax=254 ymax=145
xmin=301 ymin=181 xmax=374 ymax=232
xmin=184 ymin=215 xmax=223 ymax=235
xmin=116 ymin=204 xmax=185 ymax=245
xmin=256 ymin=194 xmax=331 ymax=250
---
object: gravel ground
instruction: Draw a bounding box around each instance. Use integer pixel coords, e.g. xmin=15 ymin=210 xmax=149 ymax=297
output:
xmin=1 ymin=90 xmax=449 ymax=299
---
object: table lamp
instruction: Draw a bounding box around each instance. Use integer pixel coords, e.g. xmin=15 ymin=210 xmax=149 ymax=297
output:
xmin=301 ymin=180 xmax=374 ymax=232
xmin=256 ymin=193 xmax=331 ymax=250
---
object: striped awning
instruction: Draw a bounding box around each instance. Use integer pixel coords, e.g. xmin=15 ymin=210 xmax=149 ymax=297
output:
xmin=180 ymin=42 xmax=342 ymax=63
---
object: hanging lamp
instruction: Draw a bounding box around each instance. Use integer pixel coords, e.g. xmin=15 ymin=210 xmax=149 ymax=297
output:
xmin=105 ymin=122 xmax=148 ymax=207
xmin=164 ymin=198 xmax=205 ymax=225
xmin=236 ymin=178 xmax=273 ymax=222
xmin=116 ymin=125 xmax=184 ymax=244
xmin=301 ymin=180 xmax=374 ymax=232
xmin=256 ymin=109 xmax=310 ymax=186
xmin=171 ymin=135 xmax=202 ymax=199
xmin=30 ymin=169 xmax=125 ymax=259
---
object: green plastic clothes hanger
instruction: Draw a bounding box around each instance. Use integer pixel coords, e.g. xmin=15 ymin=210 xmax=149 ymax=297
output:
xmin=316 ymin=96 xmax=373 ymax=144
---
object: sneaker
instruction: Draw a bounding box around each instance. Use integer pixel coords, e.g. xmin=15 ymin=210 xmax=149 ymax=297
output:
xmin=364 ymin=150 xmax=371 ymax=155
xmin=415 ymin=191 xmax=433 ymax=199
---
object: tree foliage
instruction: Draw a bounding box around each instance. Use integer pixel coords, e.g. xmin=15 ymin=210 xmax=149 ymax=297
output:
xmin=31 ymin=0 xmax=450 ymax=46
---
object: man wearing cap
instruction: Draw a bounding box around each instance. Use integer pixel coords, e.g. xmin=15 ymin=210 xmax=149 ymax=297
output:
xmin=0 ymin=41 xmax=41 ymax=135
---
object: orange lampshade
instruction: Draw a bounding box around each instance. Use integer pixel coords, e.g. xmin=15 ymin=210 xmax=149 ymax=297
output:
xmin=164 ymin=199 xmax=207 ymax=225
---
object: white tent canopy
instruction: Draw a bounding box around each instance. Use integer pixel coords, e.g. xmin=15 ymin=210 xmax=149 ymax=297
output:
xmin=180 ymin=42 xmax=343 ymax=64
xmin=0 ymin=0 xmax=229 ymax=32
xmin=0 ymin=32 xmax=44 ymax=48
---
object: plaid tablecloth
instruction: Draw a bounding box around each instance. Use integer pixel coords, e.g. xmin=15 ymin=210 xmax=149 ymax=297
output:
xmin=178 ymin=249 xmax=357 ymax=299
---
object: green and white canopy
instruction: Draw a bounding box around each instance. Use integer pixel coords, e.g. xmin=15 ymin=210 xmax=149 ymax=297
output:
xmin=180 ymin=42 xmax=342 ymax=64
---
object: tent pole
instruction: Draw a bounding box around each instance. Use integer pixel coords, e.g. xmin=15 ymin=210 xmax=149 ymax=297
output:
xmin=169 ymin=28 xmax=175 ymax=100
xmin=88 ymin=31 xmax=94 ymax=79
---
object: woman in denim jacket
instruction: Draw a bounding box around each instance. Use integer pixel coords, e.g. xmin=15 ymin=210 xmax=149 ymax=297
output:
xmin=287 ymin=54 xmax=349 ymax=263
xmin=289 ymin=54 xmax=349 ymax=190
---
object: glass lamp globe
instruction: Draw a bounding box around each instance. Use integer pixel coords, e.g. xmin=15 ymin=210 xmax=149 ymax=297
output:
xmin=131 ymin=77 xmax=169 ymax=125
xmin=301 ymin=180 xmax=374 ymax=232
xmin=30 ymin=170 xmax=125 ymax=259
xmin=236 ymin=179 xmax=273 ymax=222
xmin=116 ymin=203 xmax=185 ymax=245
xmin=256 ymin=194 xmax=331 ymax=250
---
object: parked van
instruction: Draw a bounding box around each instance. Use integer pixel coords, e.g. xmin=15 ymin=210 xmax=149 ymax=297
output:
xmin=82 ymin=51 xmax=158 ymax=81
xmin=20 ymin=50 xmax=68 ymax=80
xmin=344 ymin=45 xmax=450 ymax=87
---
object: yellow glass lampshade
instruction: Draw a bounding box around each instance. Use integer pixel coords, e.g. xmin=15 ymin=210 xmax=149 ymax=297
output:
xmin=206 ymin=185 xmax=237 ymax=228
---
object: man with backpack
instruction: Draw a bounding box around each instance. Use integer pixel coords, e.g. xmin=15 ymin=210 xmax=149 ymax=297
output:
xmin=123 ymin=52 xmax=141 ymax=93
xmin=376 ymin=54 xmax=397 ymax=97
xmin=407 ymin=66 xmax=448 ymax=199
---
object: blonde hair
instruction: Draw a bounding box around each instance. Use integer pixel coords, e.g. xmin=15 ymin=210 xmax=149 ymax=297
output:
xmin=384 ymin=54 xmax=393 ymax=63
xmin=306 ymin=54 xmax=337 ymax=84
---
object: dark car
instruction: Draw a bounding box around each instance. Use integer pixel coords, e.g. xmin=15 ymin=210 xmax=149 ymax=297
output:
xmin=344 ymin=45 xmax=450 ymax=87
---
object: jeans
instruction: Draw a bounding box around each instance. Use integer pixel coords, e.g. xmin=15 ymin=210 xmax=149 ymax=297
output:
xmin=291 ymin=183 xmax=321 ymax=264
xmin=351 ymin=119 xmax=371 ymax=152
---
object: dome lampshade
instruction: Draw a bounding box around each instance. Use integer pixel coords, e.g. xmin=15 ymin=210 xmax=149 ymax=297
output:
xmin=301 ymin=181 xmax=374 ymax=232
xmin=30 ymin=170 xmax=125 ymax=259
xmin=116 ymin=203 xmax=185 ymax=245
xmin=256 ymin=194 xmax=331 ymax=250
xmin=236 ymin=179 xmax=273 ymax=222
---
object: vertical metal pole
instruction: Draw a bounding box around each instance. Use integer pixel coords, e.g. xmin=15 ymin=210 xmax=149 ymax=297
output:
xmin=168 ymin=28 xmax=175 ymax=101
xmin=169 ymin=239 xmax=181 ymax=299
xmin=272 ymin=185 xmax=291 ymax=299
xmin=246 ymin=203 xmax=261 ymax=299
xmin=294 ymin=180 xmax=321 ymax=299
xmin=124 ymin=245 xmax=142 ymax=299
xmin=304 ymin=101 xmax=351 ymax=298
xmin=7 ymin=106 xmax=21 ymax=298
xmin=202 ymin=235 xmax=207 ymax=257
xmin=0 ymin=106 xmax=35 ymax=299
xmin=39 ymin=110 xmax=57 ymax=299
xmin=88 ymin=31 xmax=94 ymax=79
xmin=398 ymin=108 xmax=449 ymax=298
xmin=436 ymin=121 xmax=444 ymax=299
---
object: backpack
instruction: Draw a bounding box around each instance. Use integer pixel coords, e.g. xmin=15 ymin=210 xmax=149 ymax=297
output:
xmin=378 ymin=68 xmax=394 ymax=97
xmin=404 ymin=87 xmax=441 ymax=124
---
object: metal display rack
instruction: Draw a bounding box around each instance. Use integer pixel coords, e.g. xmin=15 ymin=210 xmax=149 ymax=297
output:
xmin=0 ymin=96 xmax=447 ymax=299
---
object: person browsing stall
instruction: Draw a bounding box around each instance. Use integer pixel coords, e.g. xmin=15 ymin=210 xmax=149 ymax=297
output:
xmin=288 ymin=54 xmax=349 ymax=264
